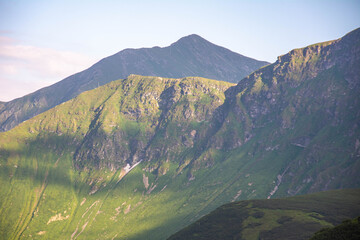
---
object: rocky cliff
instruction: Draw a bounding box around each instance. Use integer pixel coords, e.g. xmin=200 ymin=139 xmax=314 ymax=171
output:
xmin=0 ymin=34 xmax=268 ymax=132
xmin=0 ymin=29 xmax=359 ymax=239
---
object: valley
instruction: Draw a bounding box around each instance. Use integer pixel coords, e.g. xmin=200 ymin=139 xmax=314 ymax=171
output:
xmin=0 ymin=28 xmax=359 ymax=239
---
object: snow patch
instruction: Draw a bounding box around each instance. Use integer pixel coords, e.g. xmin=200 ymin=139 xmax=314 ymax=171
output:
xmin=146 ymin=183 xmax=157 ymax=194
xmin=267 ymin=166 xmax=290 ymax=199
xmin=124 ymin=204 xmax=131 ymax=214
xmin=160 ymin=185 xmax=167 ymax=192
xmin=47 ymin=213 xmax=69 ymax=224
xmin=80 ymin=198 xmax=86 ymax=206
xmin=143 ymin=174 xmax=149 ymax=189
xmin=232 ymin=189 xmax=242 ymax=202
xmin=118 ymin=161 xmax=142 ymax=183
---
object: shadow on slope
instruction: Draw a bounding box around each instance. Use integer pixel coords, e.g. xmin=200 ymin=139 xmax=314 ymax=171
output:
xmin=168 ymin=189 xmax=360 ymax=240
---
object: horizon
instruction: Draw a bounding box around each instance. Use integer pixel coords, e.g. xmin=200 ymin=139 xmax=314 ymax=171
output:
xmin=1 ymin=0 xmax=359 ymax=102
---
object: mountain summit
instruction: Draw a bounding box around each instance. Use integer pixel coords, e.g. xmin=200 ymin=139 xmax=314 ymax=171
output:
xmin=0 ymin=28 xmax=359 ymax=240
xmin=0 ymin=35 xmax=268 ymax=132
xmin=170 ymin=34 xmax=222 ymax=48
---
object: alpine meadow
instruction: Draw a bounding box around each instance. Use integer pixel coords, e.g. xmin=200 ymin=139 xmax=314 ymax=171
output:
xmin=0 ymin=25 xmax=359 ymax=240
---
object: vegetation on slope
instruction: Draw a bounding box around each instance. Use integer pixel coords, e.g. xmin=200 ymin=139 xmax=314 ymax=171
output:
xmin=0 ymin=34 xmax=269 ymax=132
xmin=0 ymin=75 xmax=238 ymax=239
xmin=309 ymin=216 xmax=360 ymax=240
xmin=168 ymin=189 xmax=360 ymax=240
xmin=0 ymin=28 xmax=359 ymax=240
xmin=200 ymin=27 xmax=360 ymax=197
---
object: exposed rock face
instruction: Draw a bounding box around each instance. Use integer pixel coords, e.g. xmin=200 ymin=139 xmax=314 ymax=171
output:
xmin=0 ymin=29 xmax=359 ymax=240
xmin=69 ymin=28 xmax=360 ymax=193
xmin=69 ymin=75 xmax=235 ymax=171
xmin=203 ymin=28 xmax=360 ymax=194
xmin=0 ymin=35 xmax=269 ymax=132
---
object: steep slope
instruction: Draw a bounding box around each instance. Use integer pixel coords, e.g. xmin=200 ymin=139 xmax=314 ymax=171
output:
xmin=194 ymin=27 xmax=360 ymax=197
xmin=0 ymin=28 xmax=359 ymax=240
xmin=0 ymin=75 xmax=236 ymax=240
xmin=0 ymin=34 xmax=269 ymax=132
xmin=168 ymin=189 xmax=360 ymax=240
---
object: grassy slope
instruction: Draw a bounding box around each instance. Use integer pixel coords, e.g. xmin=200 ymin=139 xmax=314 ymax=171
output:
xmin=309 ymin=216 xmax=360 ymax=240
xmin=203 ymin=28 xmax=360 ymax=198
xmin=0 ymin=34 xmax=269 ymax=133
xmin=168 ymin=30 xmax=360 ymax=240
xmin=0 ymin=75 xmax=241 ymax=240
xmin=168 ymin=189 xmax=360 ymax=240
xmin=0 ymin=29 xmax=359 ymax=240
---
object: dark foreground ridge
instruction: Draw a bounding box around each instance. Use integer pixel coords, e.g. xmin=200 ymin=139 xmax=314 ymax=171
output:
xmin=309 ymin=216 xmax=360 ymax=240
xmin=0 ymin=28 xmax=359 ymax=239
xmin=169 ymin=189 xmax=360 ymax=240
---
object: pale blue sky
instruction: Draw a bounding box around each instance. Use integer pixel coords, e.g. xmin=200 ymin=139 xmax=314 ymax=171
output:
xmin=0 ymin=0 xmax=359 ymax=101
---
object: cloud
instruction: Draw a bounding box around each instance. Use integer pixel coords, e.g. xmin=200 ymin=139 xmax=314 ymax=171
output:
xmin=0 ymin=36 xmax=97 ymax=102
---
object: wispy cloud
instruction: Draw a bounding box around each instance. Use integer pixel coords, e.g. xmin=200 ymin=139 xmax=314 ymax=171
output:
xmin=0 ymin=36 xmax=97 ymax=102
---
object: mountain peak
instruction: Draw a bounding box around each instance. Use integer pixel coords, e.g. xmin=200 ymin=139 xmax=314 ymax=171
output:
xmin=0 ymin=33 xmax=269 ymax=132
xmin=171 ymin=34 xmax=210 ymax=46
xmin=1 ymin=29 xmax=360 ymax=240
xmin=180 ymin=33 xmax=205 ymax=40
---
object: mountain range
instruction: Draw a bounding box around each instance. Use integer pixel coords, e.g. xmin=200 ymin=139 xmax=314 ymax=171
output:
xmin=0 ymin=34 xmax=268 ymax=132
xmin=0 ymin=28 xmax=359 ymax=239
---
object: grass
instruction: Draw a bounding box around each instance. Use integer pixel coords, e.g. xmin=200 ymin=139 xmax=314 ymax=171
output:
xmin=0 ymin=31 xmax=359 ymax=239
xmin=0 ymin=75 xmax=239 ymax=239
xmin=169 ymin=189 xmax=360 ymax=240
xmin=309 ymin=216 xmax=360 ymax=240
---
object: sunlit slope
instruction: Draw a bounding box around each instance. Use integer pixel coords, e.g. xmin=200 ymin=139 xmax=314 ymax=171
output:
xmin=0 ymin=75 xmax=238 ymax=239
xmin=0 ymin=34 xmax=269 ymax=132
xmin=0 ymin=28 xmax=359 ymax=240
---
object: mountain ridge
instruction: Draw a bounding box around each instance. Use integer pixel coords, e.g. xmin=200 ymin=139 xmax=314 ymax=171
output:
xmin=0 ymin=74 xmax=238 ymax=239
xmin=0 ymin=28 xmax=359 ymax=239
xmin=201 ymin=27 xmax=360 ymax=195
xmin=0 ymin=34 xmax=268 ymax=132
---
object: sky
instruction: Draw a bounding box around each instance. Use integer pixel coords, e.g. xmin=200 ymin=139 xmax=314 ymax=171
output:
xmin=0 ymin=0 xmax=359 ymax=102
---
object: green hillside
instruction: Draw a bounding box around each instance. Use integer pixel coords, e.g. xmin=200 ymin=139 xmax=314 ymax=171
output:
xmin=0 ymin=75 xmax=237 ymax=239
xmin=309 ymin=216 xmax=360 ymax=240
xmin=199 ymin=27 xmax=360 ymax=197
xmin=0 ymin=34 xmax=268 ymax=132
xmin=168 ymin=189 xmax=360 ymax=240
xmin=0 ymin=28 xmax=359 ymax=239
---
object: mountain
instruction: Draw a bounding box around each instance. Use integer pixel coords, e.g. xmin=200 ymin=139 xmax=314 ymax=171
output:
xmin=0 ymin=28 xmax=359 ymax=240
xmin=0 ymin=75 xmax=236 ymax=240
xmin=0 ymin=34 xmax=269 ymax=132
xmin=203 ymin=27 xmax=360 ymax=196
xmin=168 ymin=189 xmax=360 ymax=240
xmin=309 ymin=216 xmax=360 ymax=240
